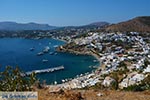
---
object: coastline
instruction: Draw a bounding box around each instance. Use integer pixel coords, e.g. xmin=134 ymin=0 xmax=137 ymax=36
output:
xmin=52 ymin=37 xmax=67 ymax=43
xmin=46 ymin=45 xmax=103 ymax=91
xmin=0 ymin=37 xmax=100 ymax=85
xmin=56 ymin=45 xmax=102 ymax=66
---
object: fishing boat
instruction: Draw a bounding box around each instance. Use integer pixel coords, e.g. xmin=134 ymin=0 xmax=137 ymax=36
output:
xmin=62 ymin=79 xmax=65 ymax=83
xmin=93 ymin=60 xmax=98 ymax=62
xmin=54 ymin=81 xmax=57 ymax=85
xmin=42 ymin=59 xmax=48 ymax=63
xmin=54 ymin=52 xmax=57 ymax=55
xmin=89 ymin=66 xmax=97 ymax=69
xmin=30 ymin=47 xmax=35 ymax=51
xmin=53 ymin=45 xmax=58 ymax=48
xmin=37 ymin=52 xmax=44 ymax=56
xmin=49 ymin=52 xmax=54 ymax=55
xmin=43 ymin=46 xmax=50 ymax=53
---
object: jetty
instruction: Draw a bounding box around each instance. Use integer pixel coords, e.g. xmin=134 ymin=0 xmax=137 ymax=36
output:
xmin=25 ymin=66 xmax=64 ymax=75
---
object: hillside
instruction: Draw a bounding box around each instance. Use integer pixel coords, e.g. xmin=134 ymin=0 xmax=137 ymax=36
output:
xmin=88 ymin=21 xmax=110 ymax=27
xmin=37 ymin=89 xmax=150 ymax=100
xmin=57 ymin=21 xmax=109 ymax=30
xmin=106 ymin=16 xmax=150 ymax=32
xmin=0 ymin=22 xmax=56 ymax=30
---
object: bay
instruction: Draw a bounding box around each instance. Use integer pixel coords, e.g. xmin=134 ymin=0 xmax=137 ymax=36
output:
xmin=0 ymin=38 xmax=99 ymax=84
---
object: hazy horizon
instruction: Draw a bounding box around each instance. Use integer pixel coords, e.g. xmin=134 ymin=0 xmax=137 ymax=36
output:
xmin=0 ymin=0 xmax=150 ymax=26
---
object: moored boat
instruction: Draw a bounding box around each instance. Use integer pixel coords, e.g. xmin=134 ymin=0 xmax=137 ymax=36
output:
xmin=37 ymin=52 xmax=44 ymax=56
xmin=30 ymin=47 xmax=35 ymax=51
xmin=43 ymin=46 xmax=50 ymax=53
xmin=42 ymin=59 xmax=48 ymax=63
xmin=49 ymin=52 xmax=54 ymax=55
xmin=53 ymin=45 xmax=58 ymax=48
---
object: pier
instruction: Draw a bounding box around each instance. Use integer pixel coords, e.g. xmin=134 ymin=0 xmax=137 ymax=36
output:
xmin=25 ymin=66 xmax=64 ymax=75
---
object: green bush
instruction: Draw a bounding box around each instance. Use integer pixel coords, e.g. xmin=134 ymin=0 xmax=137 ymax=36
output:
xmin=123 ymin=84 xmax=144 ymax=91
xmin=0 ymin=66 xmax=37 ymax=91
xmin=89 ymin=82 xmax=105 ymax=90
xmin=111 ymin=81 xmax=118 ymax=90
xmin=110 ymin=73 xmax=119 ymax=90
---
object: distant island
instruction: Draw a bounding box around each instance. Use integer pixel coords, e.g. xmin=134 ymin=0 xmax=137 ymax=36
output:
xmin=0 ymin=21 xmax=57 ymax=30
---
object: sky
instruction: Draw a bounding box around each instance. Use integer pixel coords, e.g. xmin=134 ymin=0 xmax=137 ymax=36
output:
xmin=0 ymin=0 xmax=150 ymax=26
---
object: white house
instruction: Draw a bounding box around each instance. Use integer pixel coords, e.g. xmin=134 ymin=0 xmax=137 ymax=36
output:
xmin=102 ymin=76 xmax=115 ymax=87
xmin=143 ymin=65 xmax=150 ymax=73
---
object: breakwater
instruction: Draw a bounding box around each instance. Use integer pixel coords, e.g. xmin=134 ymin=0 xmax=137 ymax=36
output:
xmin=26 ymin=66 xmax=64 ymax=75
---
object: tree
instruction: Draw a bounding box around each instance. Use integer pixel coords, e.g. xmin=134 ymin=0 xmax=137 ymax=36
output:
xmin=0 ymin=66 xmax=37 ymax=91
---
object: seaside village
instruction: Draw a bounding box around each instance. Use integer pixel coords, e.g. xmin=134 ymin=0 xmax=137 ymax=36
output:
xmin=49 ymin=32 xmax=150 ymax=92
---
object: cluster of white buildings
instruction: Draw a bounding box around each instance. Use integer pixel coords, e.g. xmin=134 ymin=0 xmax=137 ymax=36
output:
xmin=49 ymin=73 xmax=102 ymax=92
xmin=119 ymin=72 xmax=145 ymax=89
xmin=49 ymin=32 xmax=150 ymax=91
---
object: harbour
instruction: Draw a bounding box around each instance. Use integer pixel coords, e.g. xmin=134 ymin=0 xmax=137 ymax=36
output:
xmin=0 ymin=38 xmax=99 ymax=84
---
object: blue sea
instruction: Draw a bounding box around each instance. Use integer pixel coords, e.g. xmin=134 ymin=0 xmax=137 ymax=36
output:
xmin=0 ymin=38 xmax=99 ymax=84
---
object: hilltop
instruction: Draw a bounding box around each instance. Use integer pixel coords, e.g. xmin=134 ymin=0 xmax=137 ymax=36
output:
xmin=106 ymin=16 xmax=150 ymax=32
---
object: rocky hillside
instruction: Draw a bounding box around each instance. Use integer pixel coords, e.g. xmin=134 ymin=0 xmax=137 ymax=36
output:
xmin=106 ymin=16 xmax=150 ymax=32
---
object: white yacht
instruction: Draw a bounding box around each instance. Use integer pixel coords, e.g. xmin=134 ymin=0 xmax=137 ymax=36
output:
xmin=42 ymin=59 xmax=48 ymax=63
xmin=43 ymin=46 xmax=50 ymax=53
xmin=37 ymin=52 xmax=44 ymax=56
